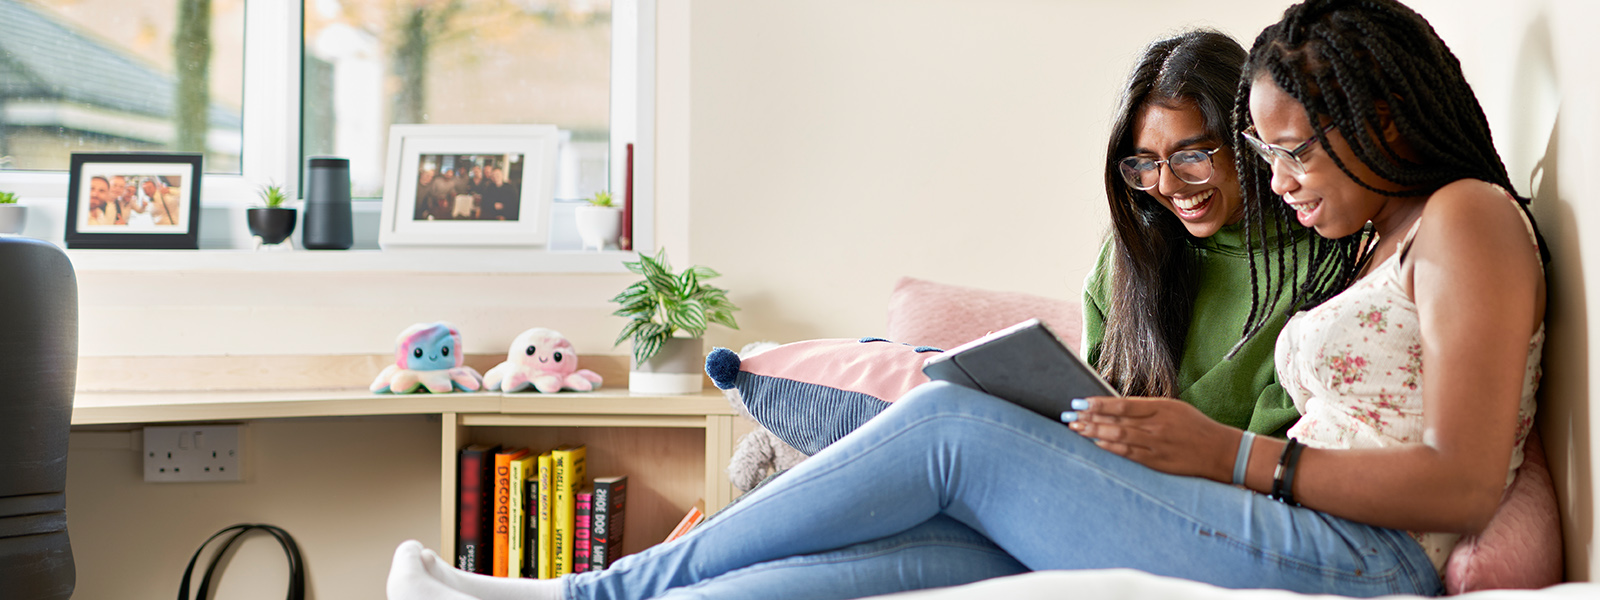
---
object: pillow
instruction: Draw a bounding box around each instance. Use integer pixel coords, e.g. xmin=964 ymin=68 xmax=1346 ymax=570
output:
xmin=1443 ymin=429 xmax=1564 ymax=593
xmin=705 ymin=338 xmax=940 ymax=455
xmin=887 ymin=277 xmax=1083 ymax=352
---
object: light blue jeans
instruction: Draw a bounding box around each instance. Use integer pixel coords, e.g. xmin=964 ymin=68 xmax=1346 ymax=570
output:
xmin=565 ymin=382 xmax=1443 ymax=600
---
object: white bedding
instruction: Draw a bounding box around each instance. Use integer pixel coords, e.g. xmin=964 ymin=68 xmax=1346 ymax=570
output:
xmin=863 ymin=570 xmax=1599 ymax=600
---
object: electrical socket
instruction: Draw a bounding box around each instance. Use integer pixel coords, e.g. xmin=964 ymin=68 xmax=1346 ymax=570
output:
xmin=143 ymin=425 xmax=243 ymax=483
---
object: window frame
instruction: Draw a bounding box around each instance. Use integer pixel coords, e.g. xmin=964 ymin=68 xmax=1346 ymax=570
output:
xmin=0 ymin=0 xmax=654 ymax=258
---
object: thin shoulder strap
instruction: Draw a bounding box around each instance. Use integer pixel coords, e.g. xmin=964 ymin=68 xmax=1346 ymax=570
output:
xmin=1395 ymin=211 xmax=1428 ymax=265
xmin=1397 ymin=184 xmax=1539 ymax=266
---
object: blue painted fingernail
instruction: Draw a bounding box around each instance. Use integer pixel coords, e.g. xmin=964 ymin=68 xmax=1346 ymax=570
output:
xmin=1060 ymin=411 xmax=1079 ymax=423
xmin=1070 ymin=398 xmax=1090 ymax=410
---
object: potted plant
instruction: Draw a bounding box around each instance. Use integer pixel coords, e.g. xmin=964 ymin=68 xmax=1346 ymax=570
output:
xmin=0 ymin=191 xmax=24 ymax=235
xmin=611 ymin=249 xmax=740 ymax=393
xmin=246 ymin=183 xmax=297 ymax=246
xmin=574 ymin=190 xmax=622 ymax=251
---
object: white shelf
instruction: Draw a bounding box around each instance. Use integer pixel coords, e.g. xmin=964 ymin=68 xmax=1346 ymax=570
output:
xmin=63 ymin=247 xmax=637 ymax=274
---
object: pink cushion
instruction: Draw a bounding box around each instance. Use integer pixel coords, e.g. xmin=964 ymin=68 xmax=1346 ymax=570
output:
xmin=886 ymin=277 xmax=1083 ymax=351
xmin=1444 ymin=429 xmax=1564 ymax=593
xmin=706 ymin=338 xmax=939 ymax=455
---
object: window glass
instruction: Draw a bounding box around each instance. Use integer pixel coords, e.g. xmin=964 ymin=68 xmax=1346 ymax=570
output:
xmin=0 ymin=0 xmax=246 ymax=173
xmin=303 ymin=0 xmax=611 ymax=201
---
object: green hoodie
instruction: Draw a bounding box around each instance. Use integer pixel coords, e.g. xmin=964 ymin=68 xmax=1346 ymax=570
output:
xmin=1081 ymin=224 xmax=1302 ymax=437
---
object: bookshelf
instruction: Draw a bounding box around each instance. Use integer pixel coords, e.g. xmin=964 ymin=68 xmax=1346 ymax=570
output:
xmin=71 ymin=385 xmax=740 ymax=557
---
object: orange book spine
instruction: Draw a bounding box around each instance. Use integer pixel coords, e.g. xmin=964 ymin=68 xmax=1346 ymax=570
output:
xmin=492 ymin=448 xmax=529 ymax=577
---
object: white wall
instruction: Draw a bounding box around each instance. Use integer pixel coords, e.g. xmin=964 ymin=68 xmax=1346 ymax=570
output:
xmin=59 ymin=0 xmax=1600 ymax=597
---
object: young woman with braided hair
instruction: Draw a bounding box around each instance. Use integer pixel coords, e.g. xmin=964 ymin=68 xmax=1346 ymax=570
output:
xmin=387 ymin=1 xmax=1538 ymax=597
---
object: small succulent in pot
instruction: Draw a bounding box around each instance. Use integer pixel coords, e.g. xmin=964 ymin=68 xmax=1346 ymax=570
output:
xmin=246 ymin=183 xmax=297 ymax=245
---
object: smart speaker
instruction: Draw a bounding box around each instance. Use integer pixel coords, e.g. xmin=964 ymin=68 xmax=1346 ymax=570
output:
xmin=302 ymin=157 xmax=353 ymax=250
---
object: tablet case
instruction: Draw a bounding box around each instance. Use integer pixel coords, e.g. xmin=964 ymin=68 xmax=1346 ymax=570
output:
xmin=921 ymin=318 xmax=1118 ymax=421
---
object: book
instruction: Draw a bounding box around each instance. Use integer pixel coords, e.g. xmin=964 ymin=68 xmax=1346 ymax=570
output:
xmin=492 ymin=447 xmax=530 ymax=577
xmin=590 ymin=475 xmax=627 ymax=570
xmin=522 ymin=455 xmax=540 ymax=579
xmin=573 ymin=487 xmax=593 ymax=573
xmin=455 ymin=443 xmax=501 ymax=575
xmin=536 ymin=450 xmax=554 ymax=579
xmin=508 ymin=452 xmax=537 ymax=578
xmin=921 ymin=318 xmax=1118 ymax=422
xmin=663 ymin=499 xmax=706 ymax=544
xmin=551 ymin=444 xmax=588 ymax=576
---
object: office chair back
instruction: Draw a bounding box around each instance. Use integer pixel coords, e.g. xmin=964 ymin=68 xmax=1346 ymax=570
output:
xmin=0 ymin=237 xmax=78 ymax=600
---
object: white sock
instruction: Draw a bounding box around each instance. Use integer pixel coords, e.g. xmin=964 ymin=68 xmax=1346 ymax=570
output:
xmin=386 ymin=540 xmax=482 ymax=600
xmin=417 ymin=545 xmax=566 ymax=600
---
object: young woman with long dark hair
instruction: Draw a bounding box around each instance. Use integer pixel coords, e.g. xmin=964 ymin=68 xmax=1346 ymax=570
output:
xmin=1085 ymin=29 xmax=1305 ymax=437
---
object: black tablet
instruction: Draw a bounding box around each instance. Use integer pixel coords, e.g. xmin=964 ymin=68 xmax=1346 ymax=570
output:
xmin=921 ymin=318 xmax=1119 ymax=422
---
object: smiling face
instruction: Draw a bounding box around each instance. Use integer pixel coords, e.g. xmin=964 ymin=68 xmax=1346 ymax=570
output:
xmin=1247 ymin=75 xmax=1417 ymax=239
xmin=397 ymin=323 xmax=462 ymax=370
xmin=512 ymin=328 xmax=578 ymax=376
xmin=1129 ymin=101 xmax=1242 ymax=238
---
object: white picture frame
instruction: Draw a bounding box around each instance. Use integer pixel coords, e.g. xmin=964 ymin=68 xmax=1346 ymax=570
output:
xmin=378 ymin=124 xmax=560 ymax=248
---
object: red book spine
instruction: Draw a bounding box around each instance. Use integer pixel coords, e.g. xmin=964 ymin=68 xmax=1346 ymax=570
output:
xmin=573 ymin=489 xmax=593 ymax=573
xmin=456 ymin=444 xmax=500 ymax=575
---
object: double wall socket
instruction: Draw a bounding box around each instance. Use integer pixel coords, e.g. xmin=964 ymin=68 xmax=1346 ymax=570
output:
xmin=143 ymin=425 xmax=243 ymax=483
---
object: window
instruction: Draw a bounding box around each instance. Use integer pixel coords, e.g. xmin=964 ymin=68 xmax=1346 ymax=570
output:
xmin=0 ymin=0 xmax=246 ymax=173
xmin=303 ymin=0 xmax=612 ymax=202
xmin=0 ymin=0 xmax=651 ymax=256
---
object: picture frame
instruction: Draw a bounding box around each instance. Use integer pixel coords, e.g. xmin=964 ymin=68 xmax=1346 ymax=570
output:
xmin=64 ymin=152 xmax=204 ymax=250
xmin=378 ymin=124 xmax=560 ymax=248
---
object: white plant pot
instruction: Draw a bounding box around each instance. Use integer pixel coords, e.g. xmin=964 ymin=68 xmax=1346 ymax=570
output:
xmin=629 ymin=337 xmax=705 ymax=394
xmin=574 ymin=205 xmax=622 ymax=251
xmin=0 ymin=204 xmax=26 ymax=235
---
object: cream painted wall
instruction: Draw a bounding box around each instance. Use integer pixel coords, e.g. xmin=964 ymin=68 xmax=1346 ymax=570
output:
xmin=61 ymin=0 xmax=1600 ymax=597
xmin=685 ymin=0 xmax=1295 ymax=349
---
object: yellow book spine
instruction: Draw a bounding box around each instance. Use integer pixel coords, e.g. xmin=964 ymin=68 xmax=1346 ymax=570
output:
xmin=536 ymin=451 xmax=553 ymax=579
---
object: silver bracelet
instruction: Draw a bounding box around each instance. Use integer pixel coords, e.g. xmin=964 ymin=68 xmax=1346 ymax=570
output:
xmin=1232 ymin=431 xmax=1256 ymax=486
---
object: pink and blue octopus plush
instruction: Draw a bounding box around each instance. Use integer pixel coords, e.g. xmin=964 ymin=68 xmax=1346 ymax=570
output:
xmin=370 ymin=322 xmax=485 ymax=394
xmin=484 ymin=327 xmax=603 ymax=393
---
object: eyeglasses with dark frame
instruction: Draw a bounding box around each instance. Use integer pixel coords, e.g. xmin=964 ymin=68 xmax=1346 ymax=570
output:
xmin=1116 ymin=147 xmax=1223 ymax=191
xmin=1239 ymin=123 xmax=1338 ymax=177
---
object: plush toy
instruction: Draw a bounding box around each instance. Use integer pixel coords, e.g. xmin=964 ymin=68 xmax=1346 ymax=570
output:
xmin=371 ymin=322 xmax=484 ymax=393
xmin=483 ymin=327 xmax=604 ymax=393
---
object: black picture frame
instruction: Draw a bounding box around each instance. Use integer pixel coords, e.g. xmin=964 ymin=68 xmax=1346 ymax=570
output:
xmin=64 ymin=152 xmax=204 ymax=250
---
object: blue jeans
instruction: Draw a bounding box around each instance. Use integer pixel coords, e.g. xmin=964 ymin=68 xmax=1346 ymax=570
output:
xmin=565 ymin=382 xmax=1443 ymax=600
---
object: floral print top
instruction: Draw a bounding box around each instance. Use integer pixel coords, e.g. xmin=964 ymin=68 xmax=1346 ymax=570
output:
xmin=1274 ymin=187 xmax=1544 ymax=575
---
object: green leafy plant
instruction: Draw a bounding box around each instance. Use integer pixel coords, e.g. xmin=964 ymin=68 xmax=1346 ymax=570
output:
xmin=258 ymin=183 xmax=289 ymax=208
xmin=0 ymin=191 xmax=17 ymax=204
xmin=610 ymin=249 xmax=740 ymax=365
xmin=587 ymin=190 xmax=615 ymax=208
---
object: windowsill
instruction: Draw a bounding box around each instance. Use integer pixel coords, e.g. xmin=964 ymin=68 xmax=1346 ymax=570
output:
xmin=64 ymin=247 xmax=637 ymax=274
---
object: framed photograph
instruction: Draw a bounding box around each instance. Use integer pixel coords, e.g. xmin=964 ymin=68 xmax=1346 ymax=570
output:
xmin=64 ymin=153 xmax=204 ymax=249
xmin=379 ymin=124 xmax=560 ymax=247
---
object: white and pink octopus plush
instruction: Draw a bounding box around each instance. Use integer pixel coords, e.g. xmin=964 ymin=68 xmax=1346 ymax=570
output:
xmin=370 ymin=322 xmax=485 ymax=394
xmin=484 ymin=327 xmax=603 ymax=393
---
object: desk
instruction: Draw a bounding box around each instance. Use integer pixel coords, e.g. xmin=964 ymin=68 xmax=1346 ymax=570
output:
xmin=72 ymin=388 xmax=740 ymax=555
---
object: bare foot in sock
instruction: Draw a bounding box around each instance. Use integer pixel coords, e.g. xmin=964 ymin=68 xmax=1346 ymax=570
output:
xmin=386 ymin=540 xmax=481 ymax=600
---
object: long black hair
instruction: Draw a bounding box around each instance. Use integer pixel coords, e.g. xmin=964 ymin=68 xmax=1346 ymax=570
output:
xmin=1099 ymin=30 xmax=1268 ymax=398
xmin=1234 ymin=0 xmax=1549 ymax=342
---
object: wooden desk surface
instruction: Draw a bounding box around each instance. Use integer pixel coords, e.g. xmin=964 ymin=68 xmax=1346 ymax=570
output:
xmin=71 ymin=388 xmax=736 ymax=425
